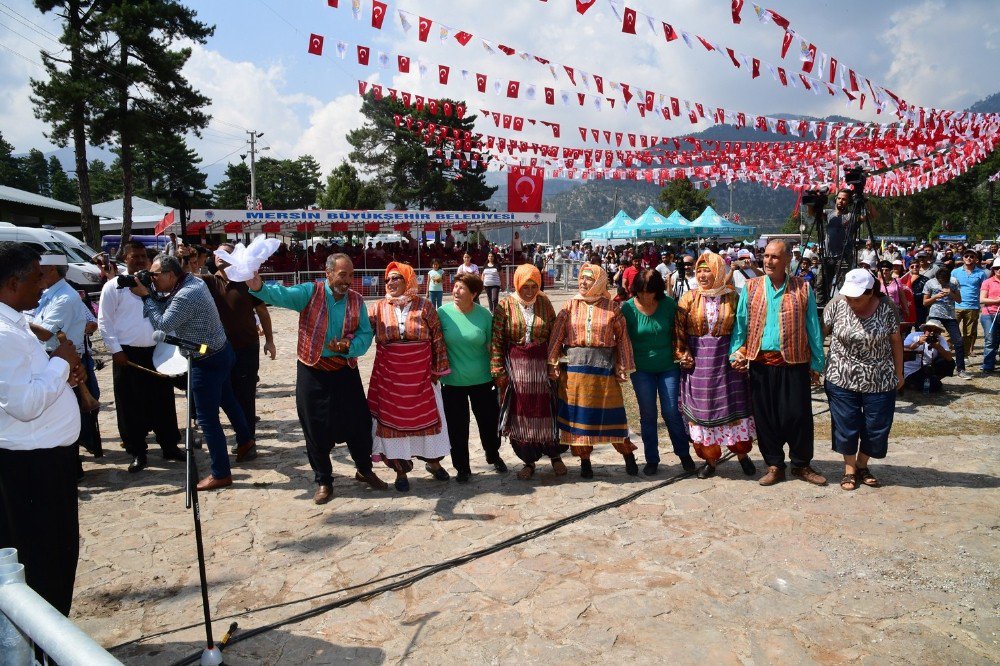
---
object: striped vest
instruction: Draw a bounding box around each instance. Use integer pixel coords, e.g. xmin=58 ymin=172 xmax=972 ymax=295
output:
xmin=744 ymin=276 xmax=811 ymax=365
xmin=297 ymin=280 xmax=364 ymax=368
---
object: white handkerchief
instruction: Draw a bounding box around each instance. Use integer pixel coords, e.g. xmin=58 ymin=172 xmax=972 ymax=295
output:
xmin=214 ymin=235 xmax=281 ymax=282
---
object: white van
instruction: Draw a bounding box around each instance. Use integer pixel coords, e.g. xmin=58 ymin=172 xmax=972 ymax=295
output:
xmin=0 ymin=223 xmax=104 ymax=295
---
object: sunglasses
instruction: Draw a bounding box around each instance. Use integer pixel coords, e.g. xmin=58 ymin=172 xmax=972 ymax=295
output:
xmin=386 ymin=275 xmax=405 ymax=283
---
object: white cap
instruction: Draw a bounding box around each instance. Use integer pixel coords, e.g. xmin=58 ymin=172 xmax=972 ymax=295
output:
xmin=993 ymin=257 xmax=1000 ymax=268
xmin=736 ymin=248 xmax=753 ymax=259
xmin=839 ymin=268 xmax=875 ymax=297
xmin=39 ymin=253 xmax=68 ymax=266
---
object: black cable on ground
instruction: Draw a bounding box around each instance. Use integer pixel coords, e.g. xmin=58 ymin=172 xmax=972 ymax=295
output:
xmin=143 ymin=458 xmax=715 ymax=666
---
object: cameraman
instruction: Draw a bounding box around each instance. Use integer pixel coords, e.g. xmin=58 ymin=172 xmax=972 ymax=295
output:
xmin=130 ymin=254 xmax=254 ymax=491
xmin=822 ymin=189 xmax=855 ymax=264
xmin=902 ymin=320 xmax=955 ymax=392
xmin=98 ymin=241 xmax=183 ymax=473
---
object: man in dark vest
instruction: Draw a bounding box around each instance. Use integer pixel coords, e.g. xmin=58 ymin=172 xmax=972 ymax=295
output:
xmin=247 ymin=254 xmax=387 ymax=504
xmin=729 ymin=239 xmax=827 ymax=487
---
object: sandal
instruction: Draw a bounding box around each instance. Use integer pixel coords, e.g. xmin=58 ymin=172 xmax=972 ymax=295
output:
xmin=840 ymin=473 xmax=858 ymax=491
xmin=551 ymin=457 xmax=568 ymax=476
xmin=856 ymin=468 xmax=879 ymax=487
xmin=517 ymin=464 xmax=535 ymax=480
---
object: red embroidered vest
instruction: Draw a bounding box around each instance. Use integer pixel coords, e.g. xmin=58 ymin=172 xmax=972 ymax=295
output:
xmin=744 ymin=276 xmax=811 ymax=365
xmin=297 ymin=280 xmax=364 ymax=368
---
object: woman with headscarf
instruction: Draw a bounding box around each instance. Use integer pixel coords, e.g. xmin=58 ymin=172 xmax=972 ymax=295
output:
xmin=491 ymin=264 xmax=567 ymax=480
xmin=547 ymin=262 xmax=637 ymax=478
xmin=368 ymin=262 xmax=452 ymax=491
xmin=675 ymin=252 xmax=757 ymax=479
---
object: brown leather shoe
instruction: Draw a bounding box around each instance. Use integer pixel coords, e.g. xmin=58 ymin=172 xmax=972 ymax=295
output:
xmin=758 ymin=466 xmax=786 ymax=486
xmin=196 ymin=474 xmax=232 ymax=491
xmin=355 ymin=470 xmax=388 ymax=490
xmin=313 ymin=484 xmax=333 ymax=504
xmin=235 ymin=440 xmax=257 ymax=462
xmin=791 ymin=465 xmax=828 ymax=486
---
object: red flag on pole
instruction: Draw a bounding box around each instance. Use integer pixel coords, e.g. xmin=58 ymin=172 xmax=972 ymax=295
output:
xmin=507 ymin=166 xmax=545 ymax=213
xmin=154 ymin=209 xmax=175 ymax=235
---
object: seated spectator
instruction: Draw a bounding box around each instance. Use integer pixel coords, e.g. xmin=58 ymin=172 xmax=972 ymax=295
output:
xmin=902 ymin=319 xmax=955 ymax=393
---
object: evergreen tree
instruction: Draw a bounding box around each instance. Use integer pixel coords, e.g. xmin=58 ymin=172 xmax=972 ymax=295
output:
xmin=22 ymin=149 xmax=51 ymax=197
xmin=318 ymin=161 xmax=384 ymax=209
xmin=48 ymin=156 xmax=78 ymax=204
xmin=212 ymin=156 xmax=322 ymax=210
xmin=212 ymin=161 xmax=251 ymax=209
xmin=658 ymin=178 xmax=715 ymax=221
xmin=346 ymin=93 xmax=495 ymax=209
xmin=127 ymin=133 xmax=209 ymax=205
xmin=0 ymin=132 xmax=21 ymax=187
xmin=88 ymin=159 xmax=121 ymax=202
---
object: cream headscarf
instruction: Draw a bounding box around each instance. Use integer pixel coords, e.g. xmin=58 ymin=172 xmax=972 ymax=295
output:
xmin=694 ymin=252 xmax=734 ymax=297
xmin=573 ymin=262 xmax=613 ymax=303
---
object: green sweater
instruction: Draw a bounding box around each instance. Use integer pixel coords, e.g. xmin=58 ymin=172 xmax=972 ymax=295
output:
xmin=621 ymin=297 xmax=679 ymax=373
xmin=437 ymin=302 xmax=493 ymax=386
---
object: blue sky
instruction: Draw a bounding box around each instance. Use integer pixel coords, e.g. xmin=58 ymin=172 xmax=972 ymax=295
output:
xmin=1 ymin=0 xmax=997 ymax=180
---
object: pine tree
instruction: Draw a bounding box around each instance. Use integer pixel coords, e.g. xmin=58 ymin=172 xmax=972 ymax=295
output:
xmin=48 ymin=156 xmax=78 ymax=204
xmin=658 ymin=178 xmax=716 ymax=220
xmin=318 ymin=162 xmax=384 ymax=209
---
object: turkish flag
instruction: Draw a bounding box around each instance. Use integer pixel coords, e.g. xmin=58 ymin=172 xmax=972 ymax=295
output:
xmin=307 ymin=34 xmax=324 ymax=56
xmin=513 ymin=117 xmax=524 ymax=131
xmin=593 ymin=74 xmax=604 ymax=93
xmin=662 ymin=22 xmax=678 ymax=42
xmin=418 ymin=17 xmax=432 ymax=42
xmin=752 ymin=58 xmax=760 ymax=79
xmin=544 ymin=87 xmax=554 ymax=105
xmin=622 ymin=7 xmax=637 ymax=34
xmin=357 ymin=45 xmax=370 ymax=65
xmin=438 ymin=65 xmax=450 ymax=84
xmin=475 ymin=73 xmax=488 ymax=93
xmin=576 ymin=0 xmax=596 ymax=14
xmin=781 ymin=30 xmax=794 ymax=58
xmin=506 ymin=80 xmax=520 ymax=98
xmin=454 ymin=31 xmax=473 ymax=46
xmin=731 ymin=0 xmax=744 ymax=23
xmin=507 ymin=166 xmax=544 ymax=213
xmin=397 ymin=55 xmax=410 ymax=72
xmin=371 ymin=0 xmax=387 ymax=29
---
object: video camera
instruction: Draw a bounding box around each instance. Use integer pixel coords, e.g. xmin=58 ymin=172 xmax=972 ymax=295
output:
xmin=801 ymin=186 xmax=829 ymax=209
xmin=844 ymin=166 xmax=867 ymax=193
xmin=116 ymin=269 xmax=154 ymax=290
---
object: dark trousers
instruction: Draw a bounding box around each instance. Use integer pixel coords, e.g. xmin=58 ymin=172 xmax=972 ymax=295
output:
xmin=231 ymin=345 xmax=260 ymax=438
xmin=749 ymin=362 xmax=814 ymax=469
xmin=114 ymin=345 xmax=181 ymax=456
xmin=0 ymin=445 xmax=79 ymax=615
xmin=903 ymin=358 xmax=956 ymax=392
xmin=485 ymin=286 xmax=501 ymax=312
xmin=824 ymin=382 xmax=895 ymax=459
xmin=442 ymin=381 xmax=501 ymax=475
xmin=295 ymin=362 xmax=374 ymax=485
xmin=939 ymin=317 xmax=965 ymax=372
xmin=191 ymin=343 xmax=251 ymax=479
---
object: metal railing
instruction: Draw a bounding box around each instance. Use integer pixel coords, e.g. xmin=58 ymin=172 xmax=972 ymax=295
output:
xmin=0 ymin=549 xmax=121 ymax=665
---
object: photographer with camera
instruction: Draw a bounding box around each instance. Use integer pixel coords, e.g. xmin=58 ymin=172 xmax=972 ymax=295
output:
xmin=922 ymin=263 xmax=969 ymax=379
xmin=98 ymin=241 xmax=183 ymax=473
xmin=130 ymin=254 xmax=255 ymax=491
xmin=902 ymin=320 xmax=955 ymax=393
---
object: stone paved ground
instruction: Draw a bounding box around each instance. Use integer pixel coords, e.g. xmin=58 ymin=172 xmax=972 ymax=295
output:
xmin=74 ymin=291 xmax=998 ymax=665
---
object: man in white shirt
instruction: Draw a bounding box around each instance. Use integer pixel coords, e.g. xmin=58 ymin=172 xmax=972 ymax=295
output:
xmin=0 ymin=242 xmax=83 ymax=616
xmin=902 ymin=319 xmax=955 ymax=392
xmin=858 ymin=240 xmax=878 ymax=268
xmin=98 ymin=241 xmax=183 ymax=473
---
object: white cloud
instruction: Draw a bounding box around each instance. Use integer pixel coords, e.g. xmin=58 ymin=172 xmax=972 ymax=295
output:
xmin=293 ymin=93 xmax=364 ymax=174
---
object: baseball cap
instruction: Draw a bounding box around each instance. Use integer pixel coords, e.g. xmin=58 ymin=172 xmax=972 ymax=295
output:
xmin=963 ymin=249 xmax=981 ymax=260
xmin=839 ymin=268 xmax=875 ymax=297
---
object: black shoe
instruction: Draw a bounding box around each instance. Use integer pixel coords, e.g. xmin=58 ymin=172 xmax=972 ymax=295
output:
xmin=580 ymin=459 xmax=593 ymax=479
xmin=128 ymin=454 xmax=148 ymax=473
xmin=456 ymin=471 xmax=471 ymax=484
xmin=624 ymin=454 xmax=639 ymax=476
xmin=394 ymin=476 xmax=410 ymax=492
xmin=425 ymin=462 xmax=450 ymax=481
xmin=739 ymin=457 xmax=757 ymax=476
xmin=643 ymin=462 xmax=658 ymax=476
xmin=161 ymin=447 xmax=186 ymax=462
xmin=697 ymin=463 xmax=716 ymax=479
xmin=680 ymin=455 xmax=697 ymax=472
xmin=492 ymin=458 xmax=508 ymax=474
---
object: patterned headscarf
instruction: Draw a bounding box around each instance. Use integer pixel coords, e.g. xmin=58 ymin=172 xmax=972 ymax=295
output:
xmin=573 ymin=262 xmax=613 ymax=303
xmin=512 ymin=264 xmax=542 ymax=306
xmin=694 ymin=252 xmax=734 ymax=297
xmin=385 ymin=261 xmax=418 ymax=306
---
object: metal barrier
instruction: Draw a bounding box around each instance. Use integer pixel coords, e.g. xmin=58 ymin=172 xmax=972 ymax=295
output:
xmin=0 ymin=549 xmax=121 ymax=665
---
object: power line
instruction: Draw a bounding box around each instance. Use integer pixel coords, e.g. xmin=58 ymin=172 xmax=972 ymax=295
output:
xmin=0 ymin=19 xmax=64 ymax=54
xmin=0 ymin=2 xmax=62 ymax=42
xmin=0 ymin=40 xmax=43 ymax=68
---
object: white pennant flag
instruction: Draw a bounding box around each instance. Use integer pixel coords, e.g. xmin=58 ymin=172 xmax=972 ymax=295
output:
xmin=525 ymin=84 xmax=536 ymax=100
xmin=336 ymin=41 xmax=347 ymax=59
xmin=607 ymin=0 xmax=623 ymax=21
xmin=418 ymin=62 xmax=428 ymax=79
xmin=398 ymin=10 xmax=412 ymax=33
xmin=351 ymin=0 xmax=361 ymax=20
xmin=378 ymin=51 xmax=389 ymax=67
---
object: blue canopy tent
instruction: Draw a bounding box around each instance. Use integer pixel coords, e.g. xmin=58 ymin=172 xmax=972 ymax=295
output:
xmin=634 ymin=207 xmax=694 ymax=239
xmin=690 ymin=205 xmax=757 ymax=237
xmin=581 ymin=209 xmax=635 ymax=240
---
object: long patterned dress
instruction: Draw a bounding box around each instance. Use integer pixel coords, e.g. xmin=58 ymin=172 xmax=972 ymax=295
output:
xmin=547 ymin=297 xmax=636 ymax=455
xmin=367 ymin=296 xmax=451 ymax=470
xmin=491 ymin=294 xmax=566 ymax=464
xmin=675 ymin=290 xmax=756 ymax=462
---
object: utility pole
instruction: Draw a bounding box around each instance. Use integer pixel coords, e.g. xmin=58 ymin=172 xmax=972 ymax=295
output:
xmin=247 ymin=130 xmax=265 ymax=209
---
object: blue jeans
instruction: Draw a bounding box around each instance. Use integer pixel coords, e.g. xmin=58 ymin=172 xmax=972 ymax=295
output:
xmin=630 ymin=368 xmax=689 ymax=465
xmin=191 ymin=343 xmax=251 ymax=479
xmin=939 ymin=317 xmax=965 ymax=372
xmin=981 ymin=313 xmax=998 ymax=371
xmin=428 ymin=290 xmax=443 ymax=308
xmin=824 ymin=381 xmax=895 ymax=459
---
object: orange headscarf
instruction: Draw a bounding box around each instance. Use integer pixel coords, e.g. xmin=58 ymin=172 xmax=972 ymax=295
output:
xmin=694 ymin=252 xmax=733 ymax=297
xmin=512 ymin=264 xmax=542 ymax=306
xmin=385 ymin=261 xmax=418 ymax=305
xmin=573 ymin=262 xmax=613 ymax=303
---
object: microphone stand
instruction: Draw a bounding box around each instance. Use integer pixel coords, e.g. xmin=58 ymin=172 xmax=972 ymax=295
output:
xmin=181 ymin=348 xmax=223 ymax=666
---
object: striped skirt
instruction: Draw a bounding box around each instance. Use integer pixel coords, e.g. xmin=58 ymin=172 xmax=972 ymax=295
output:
xmin=680 ymin=334 xmax=755 ymax=448
xmin=499 ymin=342 xmax=567 ymax=464
xmin=556 ymin=346 xmax=630 ymax=447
